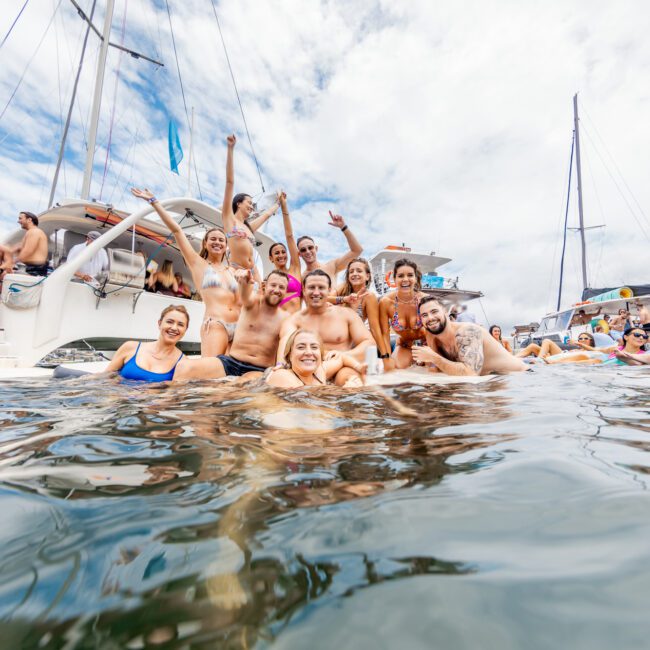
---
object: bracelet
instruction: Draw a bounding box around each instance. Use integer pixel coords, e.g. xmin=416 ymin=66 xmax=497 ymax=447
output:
xmin=282 ymin=212 xmax=289 ymax=216
xmin=340 ymin=225 xmax=348 ymax=232
xmin=335 ymin=296 xmax=343 ymax=305
xmin=147 ymin=197 xmax=158 ymax=204
xmin=379 ymin=352 xmax=390 ymax=359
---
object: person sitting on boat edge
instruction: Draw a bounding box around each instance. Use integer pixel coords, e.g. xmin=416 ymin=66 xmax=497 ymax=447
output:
xmin=296 ymin=211 xmax=363 ymax=290
xmin=105 ymin=305 xmax=188 ymax=382
xmin=131 ymin=187 xmax=240 ymax=357
xmin=268 ymin=191 xmax=303 ymax=313
xmin=173 ymin=269 xmax=290 ymax=380
xmin=66 ymin=230 xmax=109 ymax=285
xmin=378 ymin=258 xmax=426 ymax=371
xmin=412 ymin=296 xmax=527 ymax=375
xmin=222 ymin=133 xmax=280 ymax=276
xmin=489 ymin=325 xmax=513 ymax=353
xmin=266 ymin=329 xmax=366 ymax=388
xmin=0 ymin=211 xmax=49 ymax=283
xmin=278 ymin=269 xmax=373 ymax=386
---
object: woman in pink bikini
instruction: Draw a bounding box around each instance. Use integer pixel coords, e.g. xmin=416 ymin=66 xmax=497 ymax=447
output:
xmin=222 ymin=134 xmax=280 ymax=275
xmin=378 ymin=258 xmax=426 ymax=371
xmin=268 ymin=191 xmax=302 ymax=313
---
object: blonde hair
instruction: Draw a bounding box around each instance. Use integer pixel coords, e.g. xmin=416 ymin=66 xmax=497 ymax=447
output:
xmin=156 ymin=260 xmax=175 ymax=288
xmin=282 ymin=329 xmax=324 ymax=367
xmin=159 ymin=304 xmax=190 ymax=327
xmin=199 ymin=227 xmax=226 ymax=260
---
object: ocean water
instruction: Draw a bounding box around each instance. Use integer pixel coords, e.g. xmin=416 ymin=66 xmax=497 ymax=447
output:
xmin=1 ymin=366 xmax=650 ymax=649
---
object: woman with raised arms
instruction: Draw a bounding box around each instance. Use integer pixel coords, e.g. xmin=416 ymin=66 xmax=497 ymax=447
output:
xmin=378 ymin=258 xmax=426 ymax=370
xmin=268 ymin=191 xmax=302 ymax=313
xmin=222 ymin=134 xmax=280 ymax=275
xmin=266 ymin=330 xmax=365 ymax=388
xmin=131 ymin=188 xmax=239 ymax=356
xmin=106 ymin=305 xmax=188 ymax=381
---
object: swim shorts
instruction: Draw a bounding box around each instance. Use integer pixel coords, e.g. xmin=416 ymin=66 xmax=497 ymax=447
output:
xmin=217 ymin=355 xmax=266 ymax=376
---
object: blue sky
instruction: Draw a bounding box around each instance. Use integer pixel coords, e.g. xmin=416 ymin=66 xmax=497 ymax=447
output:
xmin=1 ymin=0 xmax=650 ymax=330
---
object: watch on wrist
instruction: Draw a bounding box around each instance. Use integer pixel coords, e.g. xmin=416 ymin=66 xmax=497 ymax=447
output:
xmin=340 ymin=224 xmax=348 ymax=232
xmin=379 ymin=353 xmax=390 ymax=359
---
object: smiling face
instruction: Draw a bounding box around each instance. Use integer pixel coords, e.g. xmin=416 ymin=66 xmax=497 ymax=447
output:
xmin=491 ymin=326 xmax=501 ymax=340
xmin=303 ymin=275 xmax=330 ymax=308
xmin=158 ymin=310 xmax=189 ymax=344
xmin=420 ymin=299 xmax=448 ymax=335
xmin=348 ymin=260 xmax=370 ymax=290
xmin=269 ymin=244 xmax=288 ymax=269
xmin=18 ymin=212 xmax=29 ymax=229
xmin=625 ymin=328 xmax=648 ymax=351
xmin=289 ymin=331 xmax=323 ymax=375
xmin=264 ymin=273 xmax=288 ymax=306
xmin=240 ymin=195 xmax=254 ymax=217
xmin=395 ymin=264 xmax=417 ymax=292
xmin=298 ymin=238 xmax=317 ymax=264
xmin=203 ymin=229 xmax=226 ymax=259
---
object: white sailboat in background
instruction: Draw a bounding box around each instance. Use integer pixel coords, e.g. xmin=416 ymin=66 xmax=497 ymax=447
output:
xmin=0 ymin=0 xmax=276 ymax=374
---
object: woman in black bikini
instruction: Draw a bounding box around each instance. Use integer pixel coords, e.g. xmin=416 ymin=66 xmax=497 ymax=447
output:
xmin=266 ymin=330 xmax=365 ymax=388
xmin=378 ymin=258 xmax=426 ymax=371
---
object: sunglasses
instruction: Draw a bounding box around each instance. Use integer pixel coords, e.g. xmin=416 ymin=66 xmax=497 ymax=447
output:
xmin=578 ymin=336 xmax=591 ymax=341
xmin=299 ymin=246 xmax=315 ymax=253
xmin=631 ymin=332 xmax=649 ymax=340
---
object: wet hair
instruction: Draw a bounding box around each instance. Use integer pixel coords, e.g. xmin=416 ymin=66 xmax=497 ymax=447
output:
xmin=297 ymin=236 xmax=315 ymax=249
xmin=302 ymin=268 xmax=331 ymax=289
xmin=199 ymin=227 xmax=226 ymax=260
xmin=269 ymin=242 xmax=287 ymax=258
xmin=489 ymin=325 xmax=502 ymax=340
xmin=159 ymin=304 xmax=190 ymax=327
xmin=282 ymin=329 xmax=324 ymax=367
xmin=21 ymin=211 xmax=38 ymax=226
xmin=232 ymin=193 xmax=251 ymax=215
xmin=393 ymin=258 xmax=422 ymax=291
xmin=266 ymin=269 xmax=289 ymax=284
xmin=340 ymin=257 xmax=372 ymax=297
xmin=418 ymin=295 xmax=443 ymax=312
xmin=576 ymin=332 xmax=595 ymax=346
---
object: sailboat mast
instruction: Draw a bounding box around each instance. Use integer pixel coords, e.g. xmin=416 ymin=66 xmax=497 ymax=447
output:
xmin=81 ymin=0 xmax=115 ymax=200
xmin=573 ymin=93 xmax=589 ymax=292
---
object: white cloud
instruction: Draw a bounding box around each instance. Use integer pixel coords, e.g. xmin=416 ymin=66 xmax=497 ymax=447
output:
xmin=1 ymin=0 xmax=649 ymax=331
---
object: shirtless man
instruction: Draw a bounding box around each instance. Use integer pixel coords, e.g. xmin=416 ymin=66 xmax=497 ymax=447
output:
xmin=609 ymin=308 xmax=632 ymax=339
xmin=0 ymin=211 xmax=49 ymax=281
xmin=635 ymin=303 xmax=650 ymax=328
xmin=278 ymin=269 xmax=373 ymax=385
xmin=174 ymin=270 xmax=289 ymax=380
xmin=411 ymin=297 xmax=527 ymax=375
xmin=297 ymin=212 xmax=362 ymax=289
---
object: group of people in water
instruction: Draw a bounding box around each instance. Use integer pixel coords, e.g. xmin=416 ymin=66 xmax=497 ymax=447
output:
xmin=5 ymin=134 xmax=650 ymax=385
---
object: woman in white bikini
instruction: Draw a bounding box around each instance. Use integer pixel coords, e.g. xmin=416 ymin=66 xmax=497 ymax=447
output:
xmin=131 ymin=188 xmax=240 ymax=356
xmin=222 ymin=134 xmax=280 ymax=275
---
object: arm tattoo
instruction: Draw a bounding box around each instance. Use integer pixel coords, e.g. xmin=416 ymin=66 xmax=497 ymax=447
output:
xmin=455 ymin=326 xmax=484 ymax=374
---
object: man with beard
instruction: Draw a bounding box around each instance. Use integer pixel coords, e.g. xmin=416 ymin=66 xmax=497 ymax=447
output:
xmin=278 ymin=269 xmax=373 ymax=385
xmin=296 ymin=211 xmax=362 ymax=289
xmin=174 ymin=270 xmax=289 ymax=380
xmin=412 ymin=296 xmax=527 ymax=375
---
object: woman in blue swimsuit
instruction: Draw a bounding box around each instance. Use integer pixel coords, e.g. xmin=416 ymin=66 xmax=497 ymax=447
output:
xmin=106 ymin=305 xmax=189 ymax=382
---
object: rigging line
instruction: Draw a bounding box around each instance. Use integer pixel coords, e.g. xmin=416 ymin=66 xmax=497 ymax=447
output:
xmin=163 ymin=0 xmax=203 ymax=200
xmin=208 ymin=0 xmax=265 ymax=193
xmin=99 ymin=0 xmax=129 ymax=200
xmin=580 ymin=124 xmax=650 ymax=243
xmin=0 ymin=0 xmax=30 ymax=51
xmin=477 ymin=298 xmax=490 ymax=328
xmin=580 ymin=101 xmax=650 ymax=229
xmin=556 ymin=133 xmax=575 ymax=312
xmin=0 ymin=0 xmax=63 ymax=123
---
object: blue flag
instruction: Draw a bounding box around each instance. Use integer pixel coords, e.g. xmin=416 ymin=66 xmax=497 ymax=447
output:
xmin=168 ymin=120 xmax=183 ymax=174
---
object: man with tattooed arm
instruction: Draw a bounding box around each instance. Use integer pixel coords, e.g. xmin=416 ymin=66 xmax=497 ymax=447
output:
xmin=412 ymin=297 xmax=527 ymax=375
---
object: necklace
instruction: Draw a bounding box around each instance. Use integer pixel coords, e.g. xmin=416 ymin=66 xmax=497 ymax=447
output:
xmin=396 ymin=293 xmax=415 ymax=304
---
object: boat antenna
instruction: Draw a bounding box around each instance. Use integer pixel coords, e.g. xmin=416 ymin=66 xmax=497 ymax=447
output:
xmin=556 ymin=132 xmax=575 ymax=311
xmin=209 ymin=0 xmax=266 ymax=193
xmin=573 ymin=93 xmax=589 ymax=293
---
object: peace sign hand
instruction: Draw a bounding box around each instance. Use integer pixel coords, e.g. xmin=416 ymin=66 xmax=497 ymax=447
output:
xmin=328 ymin=210 xmax=346 ymax=229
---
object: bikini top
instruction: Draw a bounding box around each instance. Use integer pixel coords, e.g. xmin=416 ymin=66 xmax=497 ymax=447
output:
xmin=280 ymin=272 xmax=302 ymax=306
xmin=201 ymin=263 xmax=238 ymax=292
xmin=226 ymin=225 xmax=256 ymax=246
xmin=391 ymin=295 xmax=423 ymax=333
xmin=291 ymin=369 xmax=324 ymax=385
xmin=119 ymin=342 xmax=184 ymax=382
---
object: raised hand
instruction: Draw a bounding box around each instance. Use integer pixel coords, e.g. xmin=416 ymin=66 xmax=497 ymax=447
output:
xmin=328 ymin=210 xmax=346 ymax=229
xmin=226 ymin=134 xmax=237 ymax=147
xmin=278 ymin=191 xmax=287 ymax=208
xmin=131 ymin=187 xmax=154 ymax=201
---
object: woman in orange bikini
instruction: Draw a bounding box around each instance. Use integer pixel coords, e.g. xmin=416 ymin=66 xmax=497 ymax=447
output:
xmin=378 ymin=258 xmax=426 ymax=370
